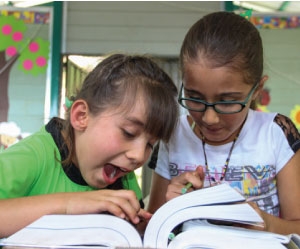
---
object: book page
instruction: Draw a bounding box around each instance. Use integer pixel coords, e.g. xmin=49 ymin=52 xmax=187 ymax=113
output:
xmin=144 ymin=203 xmax=265 ymax=248
xmin=144 ymin=184 xmax=246 ymax=248
xmin=0 ymin=214 xmax=143 ymax=248
xmin=167 ymin=228 xmax=287 ymax=249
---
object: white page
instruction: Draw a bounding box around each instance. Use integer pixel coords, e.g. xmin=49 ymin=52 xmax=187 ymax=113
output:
xmin=145 ymin=203 xmax=265 ymax=248
xmin=167 ymin=228 xmax=287 ymax=249
xmin=144 ymin=184 xmax=246 ymax=248
xmin=1 ymin=214 xmax=143 ymax=248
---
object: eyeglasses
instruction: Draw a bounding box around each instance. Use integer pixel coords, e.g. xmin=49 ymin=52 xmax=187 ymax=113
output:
xmin=178 ymin=82 xmax=259 ymax=114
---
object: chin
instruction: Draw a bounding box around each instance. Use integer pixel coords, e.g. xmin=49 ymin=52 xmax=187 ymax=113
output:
xmin=87 ymin=177 xmax=107 ymax=189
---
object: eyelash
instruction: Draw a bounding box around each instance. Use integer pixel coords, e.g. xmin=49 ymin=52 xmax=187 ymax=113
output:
xmin=123 ymin=129 xmax=135 ymax=138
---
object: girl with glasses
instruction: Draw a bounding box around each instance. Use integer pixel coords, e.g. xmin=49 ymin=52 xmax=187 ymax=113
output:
xmin=148 ymin=11 xmax=300 ymax=235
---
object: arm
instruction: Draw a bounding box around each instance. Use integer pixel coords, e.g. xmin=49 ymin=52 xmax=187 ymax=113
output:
xmin=0 ymin=189 xmax=151 ymax=238
xmin=265 ymin=149 xmax=300 ymax=234
xmin=247 ymin=150 xmax=300 ymax=235
xmin=147 ymin=172 xmax=170 ymax=213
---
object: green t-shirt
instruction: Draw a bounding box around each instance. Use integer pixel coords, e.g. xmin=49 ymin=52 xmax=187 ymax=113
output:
xmin=0 ymin=125 xmax=142 ymax=200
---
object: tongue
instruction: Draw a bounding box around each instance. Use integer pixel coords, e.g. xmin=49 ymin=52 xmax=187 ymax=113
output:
xmin=104 ymin=164 xmax=117 ymax=179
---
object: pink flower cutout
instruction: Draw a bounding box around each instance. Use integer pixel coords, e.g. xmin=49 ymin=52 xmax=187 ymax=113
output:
xmin=6 ymin=46 xmax=17 ymax=57
xmin=23 ymin=59 xmax=33 ymax=70
xmin=12 ymin=31 xmax=23 ymax=42
xmin=29 ymin=42 xmax=39 ymax=53
xmin=36 ymin=56 xmax=47 ymax=67
xmin=2 ymin=24 xmax=12 ymax=35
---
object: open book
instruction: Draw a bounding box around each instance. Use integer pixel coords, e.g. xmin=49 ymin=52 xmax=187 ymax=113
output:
xmin=0 ymin=184 xmax=297 ymax=249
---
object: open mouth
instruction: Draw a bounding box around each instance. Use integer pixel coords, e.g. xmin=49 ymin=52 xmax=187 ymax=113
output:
xmin=103 ymin=164 xmax=129 ymax=184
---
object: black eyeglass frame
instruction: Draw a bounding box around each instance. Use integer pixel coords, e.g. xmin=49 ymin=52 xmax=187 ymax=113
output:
xmin=178 ymin=82 xmax=259 ymax=114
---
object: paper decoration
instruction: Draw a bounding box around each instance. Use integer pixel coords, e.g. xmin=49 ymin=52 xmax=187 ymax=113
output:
xmin=0 ymin=14 xmax=50 ymax=74
xmin=240 ymin=9 xmax=253 ymax=20
xmin=0 ymin=10 xmax=50 ymax=122
xmin=257 ymin=104 xmax=270 ymax=113
xmin=250 ymin=16 xmax=300 ymax=29
xmin=290 ymin=105 xmax=300 ymax=130
xmin=0 ymin=10 xmax=49 ymax=24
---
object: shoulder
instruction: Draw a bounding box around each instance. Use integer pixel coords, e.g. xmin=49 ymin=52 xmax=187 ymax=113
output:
xmin=5 ymin=126 xmax=59 ymax=163
xmin=23 ymin=127 xmax=57 ymax=151
xmin=273 ymin=113 xmax=300 ymax=152
xmin=249 ymin=110 xmax=300 ymax=152
xmin=248 ymin=109 xmax=277 ymax=123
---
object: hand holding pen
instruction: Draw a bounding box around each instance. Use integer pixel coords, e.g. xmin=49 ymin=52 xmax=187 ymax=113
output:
xmin=166 ymin=166 xmax=205 ymax=201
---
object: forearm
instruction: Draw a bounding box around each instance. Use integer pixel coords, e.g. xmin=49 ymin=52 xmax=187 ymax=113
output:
xmin=264 ymin=212 xmax=300 ymax=235
xmin=0 ymin=189 xmax=145 ymax=239
xmin=0 ymin=194 xmax=67 ymax=238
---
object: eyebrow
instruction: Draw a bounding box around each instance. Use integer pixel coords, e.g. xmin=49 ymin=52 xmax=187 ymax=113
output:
xmin=185 ymin=88 xmax=244 ymax=98
xmin=125 ymin=116 xmax=145 ymax=128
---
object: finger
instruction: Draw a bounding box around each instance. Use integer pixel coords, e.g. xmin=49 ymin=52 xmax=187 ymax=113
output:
xmin=82 ymin=190 xmax=141 ymax=223
xmin=196 ymin=165 xmax=205 ymax=180
xmin=107 ymin=190 xmax=141 ymax=212
xmin=166 ymin=183 xmax=183 ymax=201
xmin=95 ymin=198 xmax=140 ymax=224
xmin=137 ymin=209 xmax=152 ymax=221
xmin=107 ymin=194 xmax=141 ymax=224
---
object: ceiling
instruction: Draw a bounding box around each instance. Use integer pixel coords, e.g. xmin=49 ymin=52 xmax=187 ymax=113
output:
xmin=233 ymin=1 xmax=300 ymax=13
xmin=0 ymin=0 xmax=51 ymax=8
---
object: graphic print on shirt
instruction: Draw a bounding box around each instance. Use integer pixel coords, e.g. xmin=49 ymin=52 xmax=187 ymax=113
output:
xmin=169 ymin=162 xmax=279 ymax=215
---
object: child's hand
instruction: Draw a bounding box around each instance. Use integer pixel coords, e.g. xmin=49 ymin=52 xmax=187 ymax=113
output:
xmin=166 ymin=166 xmax=205 ymax=201
xmin=64 ymin=189 xmax=143 ymax=224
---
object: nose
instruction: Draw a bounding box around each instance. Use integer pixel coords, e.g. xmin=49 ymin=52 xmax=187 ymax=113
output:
xmin=125 ymin=142 xmax=148 ymax=169
xmin=202 ymin=106 xmax=219 ymax=125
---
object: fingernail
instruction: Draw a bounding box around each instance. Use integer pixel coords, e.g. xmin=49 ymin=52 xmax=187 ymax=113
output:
xmin=134 ymin=216 xmax=140 ymax=223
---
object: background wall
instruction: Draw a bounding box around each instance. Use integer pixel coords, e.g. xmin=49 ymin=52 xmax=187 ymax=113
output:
xmin=63 ymin=1 xmax=224 ymax=56
xmin=2 ymin=2 xmax=300 ymax=135
xmin=261 ymin=28 xmax=300 ymax=117
xmin=63 ymin=1 xmax=300 ymax=124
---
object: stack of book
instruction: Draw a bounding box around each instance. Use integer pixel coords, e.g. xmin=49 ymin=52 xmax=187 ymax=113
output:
xmin=1 ymin=184 xmax=299 ymax=249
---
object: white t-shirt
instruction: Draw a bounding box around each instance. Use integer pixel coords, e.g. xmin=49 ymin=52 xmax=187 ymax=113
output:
xmin=154 ymin=109 xmax=299 ymax=216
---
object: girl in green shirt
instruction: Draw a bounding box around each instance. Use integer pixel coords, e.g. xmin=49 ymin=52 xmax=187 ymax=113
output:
xmin=0 ymin=53 xmax=179 ymax=238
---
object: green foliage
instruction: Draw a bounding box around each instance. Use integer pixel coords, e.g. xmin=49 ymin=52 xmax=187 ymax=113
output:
xmin=18 ymin=37 xmax=50 ymax=75
xmin=0 ymin=15 xmax=50 ymax=75
xmin=0 ymin=15 xmax=26 ymax=51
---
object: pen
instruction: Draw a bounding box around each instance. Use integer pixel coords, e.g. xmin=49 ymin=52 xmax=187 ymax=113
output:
xmin=181 ymin=182 xmax=193 ymax=194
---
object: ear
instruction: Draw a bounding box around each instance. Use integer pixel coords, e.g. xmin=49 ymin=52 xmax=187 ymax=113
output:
xmin=70 ymin=100 xmax=89 ymax=131
xmin=253 ymin=75 xmax=269 ymax=99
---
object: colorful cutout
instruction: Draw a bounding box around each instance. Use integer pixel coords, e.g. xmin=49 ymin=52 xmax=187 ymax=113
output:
xmin=256 ymin=104 xmax=270 ymax=113
xmin=240 ymin=9 xmax=253 ymax=20
xmin=2 ymin=24 xmax=12 ymax=35
xmin=6 ymin=46 xmax=17 ymax=56
xmin=290 ymin=105 xmax=300 ymax=130
xmin=250 ymin=16 xmax=300 ymax=29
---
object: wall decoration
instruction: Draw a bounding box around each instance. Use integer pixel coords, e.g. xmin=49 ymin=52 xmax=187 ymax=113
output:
xmin=0 ymin=10 xmax=50 ymax=122
xmin=0 ymin=121 xmax=30 ymax=150
xmin=250 ymin=15 xmax=300 ymax=29
xmin=256 ymin=104 xmax=270 ymax=113
xmin=257 ymin=87 xmax=271 ymax=112
xmin=290 ymin=105 xmax=300 ymax=130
